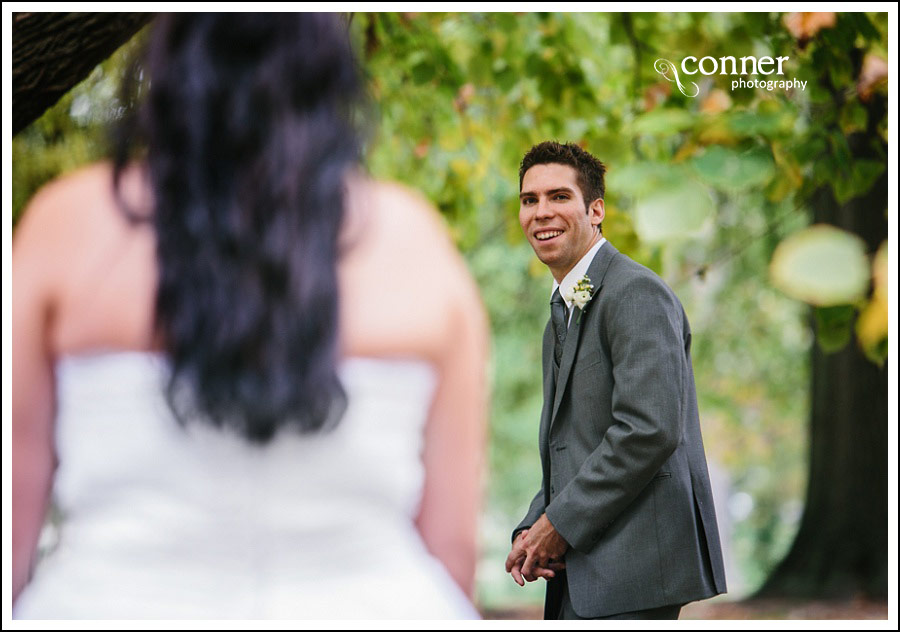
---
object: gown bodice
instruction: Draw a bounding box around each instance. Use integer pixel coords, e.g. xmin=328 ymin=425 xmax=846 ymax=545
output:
xmin=14 ymin=352 xmax=478 ymax=619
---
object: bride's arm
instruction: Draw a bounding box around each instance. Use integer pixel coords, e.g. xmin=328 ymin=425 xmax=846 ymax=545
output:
xmin=414 ymin=253 xmax=489 ymax=599
xmin=343 ymin=179 xmax=489 ymax=599
xmin=12 ymin=186 xmax=61 ymax=603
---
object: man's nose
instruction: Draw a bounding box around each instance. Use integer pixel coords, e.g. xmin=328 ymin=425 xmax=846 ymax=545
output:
xmin=535 ymin=197 xmax=553 ymax=219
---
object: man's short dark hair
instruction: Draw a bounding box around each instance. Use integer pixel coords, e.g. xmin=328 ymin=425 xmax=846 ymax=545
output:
xmin=519 ymin=141 xmax=606 ymax=206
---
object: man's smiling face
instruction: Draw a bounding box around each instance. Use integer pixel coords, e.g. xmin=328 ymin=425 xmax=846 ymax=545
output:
xmin=519 ymin=162 xmax=604 ymax=282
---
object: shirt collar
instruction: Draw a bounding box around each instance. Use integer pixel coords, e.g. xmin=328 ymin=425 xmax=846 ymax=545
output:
xmin=551 ymin=237 xmax=606 ymax=309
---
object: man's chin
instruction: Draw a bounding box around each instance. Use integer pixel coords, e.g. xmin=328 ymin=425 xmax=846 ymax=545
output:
xmin=534 ymin=251 xmax=563 ymax=268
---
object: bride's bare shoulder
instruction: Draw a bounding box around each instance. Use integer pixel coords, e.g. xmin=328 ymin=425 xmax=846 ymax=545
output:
xmin=14 ymin=162 xmax=158 ymax=353
xmin=15 ymin=161 xmax=151 ymax=284
xmin=340 ymin=176 xmax=487 ymax=358
xmin=14 ymin=162 xmax=149 ymax=242
xmin=348 ymin=177 xmax=453 ymax=246
xmin=346 ymin=176 xmax=472 ymax=288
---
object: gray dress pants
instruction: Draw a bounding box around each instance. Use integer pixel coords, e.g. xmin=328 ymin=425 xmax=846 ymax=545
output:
xmin=552 ymin=571 xmax=683 ymax=620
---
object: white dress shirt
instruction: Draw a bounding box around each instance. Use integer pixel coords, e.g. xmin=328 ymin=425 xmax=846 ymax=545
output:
xmin=551 ymin=236 xmax=606 ymax=325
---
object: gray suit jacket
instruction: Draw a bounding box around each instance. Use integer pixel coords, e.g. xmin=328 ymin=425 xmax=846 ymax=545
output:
xmin=514 ymin=242 xmax=727 ymax=618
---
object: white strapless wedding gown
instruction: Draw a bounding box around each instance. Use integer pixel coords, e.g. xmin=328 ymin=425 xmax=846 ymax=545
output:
xmin=14 ymin=353 xmax=479 ymax=619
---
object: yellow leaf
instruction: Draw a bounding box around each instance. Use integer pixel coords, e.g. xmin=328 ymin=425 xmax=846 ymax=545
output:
xmin=602 ymin=205 xmax=640 ymax=255
xmin=697 ymin=118 xmax=738 ymax=145
xmin=450 ymin=158 xmax=472 ymax=178
xmin=766 ymin=171 xmax=795 ymax=202
xmin=856 ymin=292 xmax=887 ymax=354
xmin=439 ymin=133 xmax=465 ymax=152
xmin=857 ymin=239 xmax=890 ymax=361
xmin=673 ymin=141 xmax=698 ymax=163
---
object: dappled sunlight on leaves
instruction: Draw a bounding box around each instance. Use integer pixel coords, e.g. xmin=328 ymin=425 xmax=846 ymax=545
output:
xmin=770 ymin=225 xmax=870 ymax=307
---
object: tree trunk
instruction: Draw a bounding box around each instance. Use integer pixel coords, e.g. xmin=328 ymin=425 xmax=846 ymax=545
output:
xmin=13 ymin=12 xmax=154 ymax=136
xmin=757 ymin=99 xmax=888 ymax=599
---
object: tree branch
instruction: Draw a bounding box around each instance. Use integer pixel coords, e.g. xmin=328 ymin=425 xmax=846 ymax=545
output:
xmin=13 ymin=12 xmax=155 ymax=136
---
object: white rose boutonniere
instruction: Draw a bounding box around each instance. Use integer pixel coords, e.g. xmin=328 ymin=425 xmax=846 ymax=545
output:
xmin=564 ymin=275 xmax=594 ymax=324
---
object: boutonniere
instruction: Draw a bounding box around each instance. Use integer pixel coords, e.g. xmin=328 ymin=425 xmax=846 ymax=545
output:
xmin=564 ymin=275 xmax=594 ymax=324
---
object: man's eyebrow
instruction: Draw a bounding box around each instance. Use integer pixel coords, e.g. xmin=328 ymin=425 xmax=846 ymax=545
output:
xmin=519 ymin=187 xmax=575 ymax=199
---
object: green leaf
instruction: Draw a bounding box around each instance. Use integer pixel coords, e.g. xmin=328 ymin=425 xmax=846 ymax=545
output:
xmin=793 ymin=136 xmax=828 ymax=164
xmin=769 ymin=225 xmax=870 ymax=306
xmin=832 ymin=159 xmax=885 ymax=204
xmin=861 ymin=336 xmax=889 ymax=365
xmin=691 ymin=145 xmax=775 ymax=190
xmin=607 ymin=162 xmax=687 ymax=197
xmin=727 ymin=110 xmax=787 ymax=137
xmin=631 ymin=180 xmax=714 ymax=243
xmin=828 ymin=130 xmax=853 ymax=175
xmin=827 ymin=56 xmax=854 ymax=90
xmin=814 ymin=306 xmax=856 ymax=353
xmin=844 ymin=12 xmax=881 ymax=42
xmin=495 ymin=66 xmax=517 ymax=92
xmin=411 ymin=60 xmax=436 ymax=84
xmin=839 ymin=102 xmax=868 ymax=134
xmin=524 ymin=52 xmax=548 ymax=78
xmin=631 ymin=108 xmax=695 ymax=135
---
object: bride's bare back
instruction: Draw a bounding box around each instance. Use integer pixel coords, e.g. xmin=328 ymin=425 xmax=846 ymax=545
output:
xmin=12 ymin=163 xmax=488 ymax=600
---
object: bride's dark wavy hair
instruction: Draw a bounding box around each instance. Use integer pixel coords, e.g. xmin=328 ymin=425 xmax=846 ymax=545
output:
xmin=113 ymin=13 xmax=362 ymax=443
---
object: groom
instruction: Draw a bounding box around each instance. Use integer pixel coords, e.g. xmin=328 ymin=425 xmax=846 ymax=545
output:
xmin=506 ymin=141 xmax=727 ymax=619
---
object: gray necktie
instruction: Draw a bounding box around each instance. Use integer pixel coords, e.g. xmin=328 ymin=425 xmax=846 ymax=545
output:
xmin=551 ymin=288 xmax=569 ymax=366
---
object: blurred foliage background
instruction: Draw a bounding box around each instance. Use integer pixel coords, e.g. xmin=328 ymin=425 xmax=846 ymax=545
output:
xmin=12 ymin=11 xmax=889 ymax=611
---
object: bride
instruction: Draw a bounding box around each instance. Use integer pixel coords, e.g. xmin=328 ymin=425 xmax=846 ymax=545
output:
xmin=12 ymin=14 xmax=488 ymax=619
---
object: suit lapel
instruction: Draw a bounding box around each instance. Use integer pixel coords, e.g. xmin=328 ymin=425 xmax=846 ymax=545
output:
xmin=550 ymin=243 xmax=620 ymax=430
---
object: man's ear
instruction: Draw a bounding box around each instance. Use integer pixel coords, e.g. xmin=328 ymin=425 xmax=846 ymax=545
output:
xmin=589 ymin=198 xmax=605 ymax=228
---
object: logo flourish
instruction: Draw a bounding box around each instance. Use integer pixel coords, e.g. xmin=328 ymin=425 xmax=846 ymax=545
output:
xmin=654 ymin=58 xmax=700 ymax=98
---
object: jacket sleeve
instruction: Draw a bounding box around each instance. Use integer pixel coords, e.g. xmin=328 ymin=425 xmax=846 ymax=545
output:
xmin=544 ymin=272 xmax=686 ymax=552
xmin=511 ymin=318 xmax=555 ymax=543
xmin=512 ymin=486 xmax=546 ymax=543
